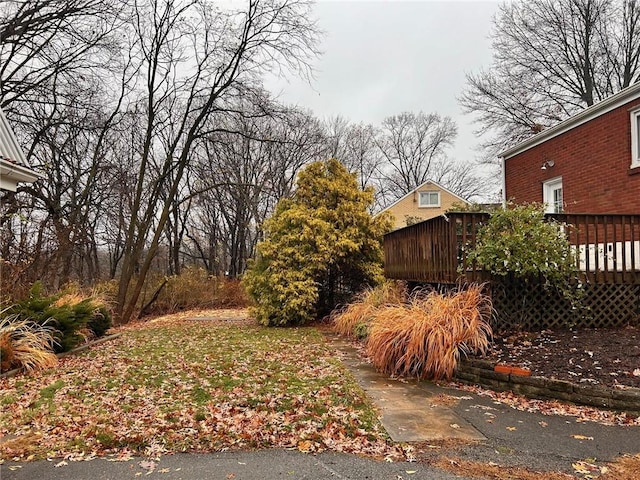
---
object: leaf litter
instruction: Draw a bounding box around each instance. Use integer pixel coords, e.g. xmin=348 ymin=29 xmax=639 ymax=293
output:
xmin=450 ymin=382 xmax=640 ymax=426
xmin=0 ymin=309 xmax=408 ymax=461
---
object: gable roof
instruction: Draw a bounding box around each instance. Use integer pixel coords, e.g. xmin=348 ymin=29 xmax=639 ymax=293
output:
xmin=0 ymin=107 xmax=28 ymax=166
xmin=499 ymin=82 xmax=640 ymax=160
xmin=378 ymin=179 xmax=468 ymax=214
xmin=0 ymin=107 xmax=39 ymax=192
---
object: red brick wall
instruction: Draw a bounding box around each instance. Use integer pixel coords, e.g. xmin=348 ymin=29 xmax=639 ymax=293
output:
xmin=504 ymin=98 xmax=640 ymax=213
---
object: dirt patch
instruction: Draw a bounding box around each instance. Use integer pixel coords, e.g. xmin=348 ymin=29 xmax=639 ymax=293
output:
xmin=479 ymin=326 xmax=640 ymax=389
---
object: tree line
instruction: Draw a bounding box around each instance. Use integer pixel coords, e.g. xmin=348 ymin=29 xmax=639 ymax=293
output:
xmin=1 ymin=0 xmax=483 ymax=323
xmin=3 ymin=0 xmax=636 ymax=323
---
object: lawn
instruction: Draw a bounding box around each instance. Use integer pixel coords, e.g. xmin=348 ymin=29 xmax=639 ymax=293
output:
xmin=0 ymin=310 xmax=398 ymax=461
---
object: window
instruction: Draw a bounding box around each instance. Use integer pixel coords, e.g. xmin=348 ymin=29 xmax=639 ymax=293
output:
xmin=543 ymin=177 xmax=563 ymax=213
xmin=418 ymin=191 xmax=440 ymax=207
xmin=632 ymin=109 xmax=640 ymax=169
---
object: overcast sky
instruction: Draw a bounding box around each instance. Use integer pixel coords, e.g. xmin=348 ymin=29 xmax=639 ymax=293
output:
xmin=264 ymin=0 xmax=500 ymax=172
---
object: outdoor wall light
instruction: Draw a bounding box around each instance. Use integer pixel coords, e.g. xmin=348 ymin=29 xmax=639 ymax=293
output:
xmin=541 ymin=160 xmax=555 ymax=170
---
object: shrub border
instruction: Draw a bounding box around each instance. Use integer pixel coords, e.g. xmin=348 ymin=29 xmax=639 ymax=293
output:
xmin=0 ymin=333 xmax=122 ymax=379
xmin=454 ymin=358 xmax=640 ymax=413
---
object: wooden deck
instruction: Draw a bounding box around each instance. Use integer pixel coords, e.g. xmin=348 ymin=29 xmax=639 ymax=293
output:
xmin=384 ymin=212 xmax=640 ymax=285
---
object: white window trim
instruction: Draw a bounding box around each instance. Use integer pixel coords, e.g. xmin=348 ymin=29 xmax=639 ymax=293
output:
xmin=418 ymin=191 xmax=440 ymax=208
xmin=631 ymin=108 xmax=640 ymax=169
xmin=543 ymin=177 xmax=563 ymax=214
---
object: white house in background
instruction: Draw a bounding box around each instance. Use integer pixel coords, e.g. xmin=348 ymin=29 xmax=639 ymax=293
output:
xmin=0 ymin=108 xmax=39 ymax=192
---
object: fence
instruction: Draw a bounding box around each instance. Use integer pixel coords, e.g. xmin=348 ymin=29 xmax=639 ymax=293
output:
xmin=383 ymin=212 xmax=489 ymax=284
xmin=383 ymin=212 xmax=640 ymax=329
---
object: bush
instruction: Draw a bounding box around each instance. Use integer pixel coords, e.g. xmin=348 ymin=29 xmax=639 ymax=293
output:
xmin=88 ymin=306 xmax=113 ymax=338
xmin=362 ymin=285 xmax=492 ymax=381
xmin=466 ymin=203 xmax=576 ymax=285
xmin=0 ymin=312 xmax=58 ymax=373
xmin=132 ymin=267 xmax=248 ymax=317
xmin=465 ymin=203 xmax=583 ymax=327
xmin=244 ymin=159 xmax=392 ymax=326
xmin=9 ymin=283 xmax=112 ymax=353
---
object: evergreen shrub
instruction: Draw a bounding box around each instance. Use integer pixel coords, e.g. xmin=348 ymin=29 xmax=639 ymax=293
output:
xmin=244 ymin=159 xmax=392 ymax=326
xmin=9 ymin=283 xmax=113 ymax=352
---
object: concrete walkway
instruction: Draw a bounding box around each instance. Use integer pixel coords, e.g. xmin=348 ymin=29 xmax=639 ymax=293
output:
xmin=331 ymin=335 xmax=484 ymax=443
xmin=329 ymin=333 xmax=640 ymax=476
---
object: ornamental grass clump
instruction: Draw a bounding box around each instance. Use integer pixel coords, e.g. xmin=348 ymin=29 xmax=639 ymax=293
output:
xmin=331 ymin=281 xmax=407 ymax=338
xmin=366 ymin=285 xmax=492 ymax=381
xmin=10 ymin=282 xmax=112 ymax=352
xmin=0 ymin=313 xmax=58 ymax=373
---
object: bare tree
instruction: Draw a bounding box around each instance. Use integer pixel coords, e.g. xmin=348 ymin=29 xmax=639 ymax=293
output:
xmin=429 ymin=161 xmax=490 ymax=202
xmin=322 ymin=116 xmax=350 ymax=159
xmin=185 ymin=102 xmax=325 ymax=277
xmin=461 ymin=0 xmax=640 ymax=157
xmin=322 ymin=117 xmax=380 ymax=184
xmin=375 ymin=111 xmax=458 ymax=199
xmin=341 ymin=123 xmax=382 ymax=190
xmin=0 ymin=0 xmax=136 ymax=289
xmin=114 ymin=0 xmax=319 ymax=323
xmin=0 ymin=0 xmax=319 ymax=315
xmin=0 ymin=74 xmax=133 ymax=287
xmin=0 ymin=0 xmax=123 ymax=109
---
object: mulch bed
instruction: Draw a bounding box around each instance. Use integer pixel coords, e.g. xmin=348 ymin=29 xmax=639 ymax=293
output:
xmin=479 ymin=325 xmax=640 ymax=389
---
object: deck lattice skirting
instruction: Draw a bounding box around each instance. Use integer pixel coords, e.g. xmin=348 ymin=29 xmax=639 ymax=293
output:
xmin=384 ymin=212 xmax=640 ymax=330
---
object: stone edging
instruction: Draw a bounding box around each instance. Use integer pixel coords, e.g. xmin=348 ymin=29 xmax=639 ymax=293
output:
xmin=454 ymin=358 xmax=640 ymax=413
xmin=0 ymin=332 xmax=123 ymax=379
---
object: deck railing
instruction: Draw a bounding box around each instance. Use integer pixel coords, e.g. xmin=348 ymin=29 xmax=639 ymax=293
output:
xmin=384 ymin=212 xmax=640 ymax=284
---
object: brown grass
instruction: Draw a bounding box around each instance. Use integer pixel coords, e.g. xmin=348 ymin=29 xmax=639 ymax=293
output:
xmin=600 ymin=454 xmax=640 ymax=480
xmin=140 ymin=268 xmax=248 ymax=316
xmin=53 ymin=292 xmax=103 ymax=310
xmin=430 ymin=457 xmax=576 ymax=480
xmin=0 ymin=314 xmax=58 ymax=373
xmin=331 ymin=281 xmax=407 ymax=337
xmin=0 ymin=260 xmax=33 ymax=304
xmin=94 ymin=268 xmax=248 ymax=318
xmin=366 ymin=285 xmax=492 ymax=381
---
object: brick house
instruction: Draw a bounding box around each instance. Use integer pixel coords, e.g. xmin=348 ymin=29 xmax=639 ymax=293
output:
xmin=0 ymin=107 xmax=38 ymax=192
xmin=378 ymin=179 xmax=469 ymax=230
xmin=499 ymin=82 xmax=640 ymax=214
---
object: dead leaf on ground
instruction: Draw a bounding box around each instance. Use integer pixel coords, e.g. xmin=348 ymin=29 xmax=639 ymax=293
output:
xmin=0 ymin=310 xmax=399 ymax=462
xmin=599 ymin=454 xmax=640 ymax=480
xmin=430 ymin=456 xmax=576 ymax=480
xmin=572 ymin=435 xmax=594 ymax=440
